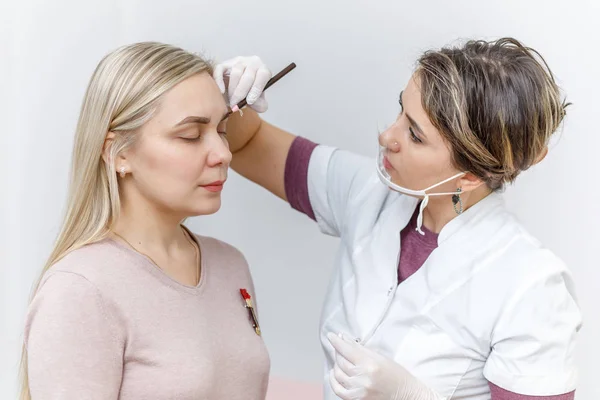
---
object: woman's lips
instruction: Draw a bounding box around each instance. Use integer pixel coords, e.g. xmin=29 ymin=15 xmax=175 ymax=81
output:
xmin=383 ymin=156 xmax=394 ymax=171
xmin=200 ymin=180 xmax=225 ymax=192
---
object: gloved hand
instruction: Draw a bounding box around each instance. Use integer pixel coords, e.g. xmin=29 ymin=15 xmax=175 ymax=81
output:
xmin=327 ymin=332 xmax=444 ymax=400
xmin=213 ymin=56 xmax=271 ymax=113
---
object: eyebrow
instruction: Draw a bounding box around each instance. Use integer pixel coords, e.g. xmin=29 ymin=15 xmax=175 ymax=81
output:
xmin=400 ymin=91 xmax=427 ymax=138
xmin=174 ymin=111 xmax=229 ymax=127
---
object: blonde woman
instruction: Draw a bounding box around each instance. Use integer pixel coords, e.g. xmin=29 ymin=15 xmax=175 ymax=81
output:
xmin=21 ymin=42 xmax=270 ymax=399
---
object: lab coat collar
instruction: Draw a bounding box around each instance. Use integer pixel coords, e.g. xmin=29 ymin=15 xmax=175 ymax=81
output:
xmin=437 ymin=192 xmax=505 ymax=245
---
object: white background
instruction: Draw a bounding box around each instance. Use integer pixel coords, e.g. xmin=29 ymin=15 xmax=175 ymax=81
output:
xmin=1 ymin=0 xmax=599 ymax=398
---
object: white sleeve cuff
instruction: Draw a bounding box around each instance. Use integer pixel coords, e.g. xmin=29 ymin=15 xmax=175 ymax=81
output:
xmin=483 ymin=360 xmax=577 ymax=396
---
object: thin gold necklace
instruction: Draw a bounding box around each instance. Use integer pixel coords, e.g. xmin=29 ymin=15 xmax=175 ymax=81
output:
xmin=112 ymin=226 xmax=200 ymax=286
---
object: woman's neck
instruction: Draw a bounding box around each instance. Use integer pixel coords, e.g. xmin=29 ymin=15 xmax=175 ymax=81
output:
xmin=111 ymin=191 xmax=188 ymax=256
xmin=421 ymin=185 xmax=491 ymax=233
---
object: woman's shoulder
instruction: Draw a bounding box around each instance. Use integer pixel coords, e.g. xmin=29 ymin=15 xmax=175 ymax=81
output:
xmin=30 ymin=240 xmax=126 ymax=315
xmin=45 ymin=238 xmax=139 ymax=290
xmin=26 ymin=241 xmax=128 ymax=347
xmin=462 ymin=197 xmax=577 ymax=301
xmin=484 ymin=219 xmax=577 ymax=307
xmin=498 ymin=212 xmax=570 ymax=276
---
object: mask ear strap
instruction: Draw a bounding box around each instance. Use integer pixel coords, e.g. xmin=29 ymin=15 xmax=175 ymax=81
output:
xmin=415 ymin=195 xmax=429 ymax=235
xmin=423 ymin=172 xmax=466 ymax=192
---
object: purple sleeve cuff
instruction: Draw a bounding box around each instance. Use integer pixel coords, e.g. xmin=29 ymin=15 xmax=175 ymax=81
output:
xmin=284 ymin=136 xmax=319 ymax=221
xmin=489 ymin=382 xmax=575 ymax=400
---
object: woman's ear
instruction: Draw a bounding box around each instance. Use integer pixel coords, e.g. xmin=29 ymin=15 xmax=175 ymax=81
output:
xmin=457 ymin=172 xmax=485 ymax=193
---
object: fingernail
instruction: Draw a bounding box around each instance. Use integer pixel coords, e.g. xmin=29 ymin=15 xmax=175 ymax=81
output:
xmin=231 ymin=105 xmax=239 ymax=113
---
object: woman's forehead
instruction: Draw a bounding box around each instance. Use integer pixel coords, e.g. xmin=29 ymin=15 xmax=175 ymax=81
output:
xmin=157 ymin=74 xmax=227 ymax=120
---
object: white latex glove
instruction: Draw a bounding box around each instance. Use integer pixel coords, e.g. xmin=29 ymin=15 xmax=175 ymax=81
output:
xmin=213 ymin=56 xmax=271 ymax=113
xmin=327 ymin=332 xmax=444 ymax=400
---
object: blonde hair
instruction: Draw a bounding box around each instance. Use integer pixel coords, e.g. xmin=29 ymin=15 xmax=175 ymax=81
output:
xmin=416 ymin=37 xmax=569 ymax=190
xmin=19 ymin=42 xmax=214 ymax=400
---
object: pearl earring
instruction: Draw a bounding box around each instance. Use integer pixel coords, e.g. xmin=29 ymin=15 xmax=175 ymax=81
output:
xmin=119 ymin=166 xmax=126 ymax=178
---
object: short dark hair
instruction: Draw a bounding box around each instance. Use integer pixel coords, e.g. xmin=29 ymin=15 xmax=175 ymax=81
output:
xmin=417 ymin=37 xmax=569 ymax=190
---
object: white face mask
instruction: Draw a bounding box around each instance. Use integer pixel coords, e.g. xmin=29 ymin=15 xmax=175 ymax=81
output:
xmin=376 ymin=146 xmax=465 ymax=235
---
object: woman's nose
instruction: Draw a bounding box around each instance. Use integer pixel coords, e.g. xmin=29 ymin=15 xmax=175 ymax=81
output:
xmin=207 ymin=135 xmax=233 ymax=167
xmin=379 ymin=127 xmax=400 ymax=152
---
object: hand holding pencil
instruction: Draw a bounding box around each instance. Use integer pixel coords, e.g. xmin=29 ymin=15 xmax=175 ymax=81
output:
xmin=213 ymin=56 xmax=296 ymax=116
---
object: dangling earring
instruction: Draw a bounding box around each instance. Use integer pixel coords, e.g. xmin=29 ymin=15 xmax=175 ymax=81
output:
xmin=452 ymin=188 xmax=463 ymax=215
xmin=119 ymin=166 xmax=126 ymax=178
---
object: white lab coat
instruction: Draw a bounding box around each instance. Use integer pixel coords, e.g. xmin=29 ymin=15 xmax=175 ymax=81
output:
xmin=306 ymin=145 xmax=582 ymax=399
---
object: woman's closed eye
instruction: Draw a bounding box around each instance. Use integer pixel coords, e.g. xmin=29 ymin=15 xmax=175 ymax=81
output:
xmin=398 ymin=91 xmax=423 ymax=144
xmin=180 ymin=130 xmax=202 ymax=141
xmin=409 ymin=127 xmax=422 ymax=143
xmin=217 ymin=121 xmax=227 ymax=137
xmin=180 ymin=129 xmax=227 ymax=142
